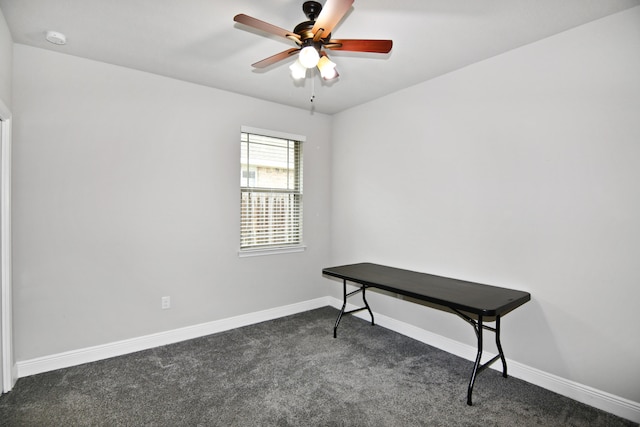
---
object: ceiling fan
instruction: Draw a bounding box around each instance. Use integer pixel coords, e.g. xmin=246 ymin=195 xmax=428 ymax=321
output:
xmin=233 ymin=0 xmax=393 ymax=81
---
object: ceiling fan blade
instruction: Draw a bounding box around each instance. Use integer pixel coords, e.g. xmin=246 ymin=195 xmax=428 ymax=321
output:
xmin=325 ymin=39 xmax=393 ymax=53
xmin=311 ymin=0 xmax=354 ymax=40
xmin=234 ymin=14 xmax=301 ymax=43
xmin=251 ymin=48 xmax=299 ymax=68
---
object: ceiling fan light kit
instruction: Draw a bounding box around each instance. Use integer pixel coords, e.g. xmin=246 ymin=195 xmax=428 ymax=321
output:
xmin=318 ymin=56 xmax=338 ymax=80
xmin=299 ymin=45 xmax=320 ymax=69
xmin=234 ymin=0 xmax=392 ymax=84
xmin=289 ymin=60 xmax=307 ymax=80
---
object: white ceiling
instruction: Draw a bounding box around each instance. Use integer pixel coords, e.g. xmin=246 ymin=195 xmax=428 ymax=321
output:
xmin=1 ymin=0 xmax=639 ymax=114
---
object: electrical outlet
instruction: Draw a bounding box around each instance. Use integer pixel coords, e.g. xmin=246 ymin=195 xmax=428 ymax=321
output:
xmin=161 ymin=296 xmax=171 ymax=310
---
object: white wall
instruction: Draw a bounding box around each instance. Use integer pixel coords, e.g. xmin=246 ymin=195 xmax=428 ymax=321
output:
xmin=0 ymin=7 xmax=10 ymax=108
xmin=12 ymin=44 xmax=332 ymax=361
xmin=0 ymin=6 xmax=12 ymax=393
xmin=331 ymin=7 xmax=640 ymax=403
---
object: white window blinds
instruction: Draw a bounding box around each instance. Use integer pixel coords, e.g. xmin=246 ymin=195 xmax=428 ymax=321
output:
xmin=240 ymin=129 xmax=303 ymax=251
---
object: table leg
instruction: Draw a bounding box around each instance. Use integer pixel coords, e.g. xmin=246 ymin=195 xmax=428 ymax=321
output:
xmin=361 ymin=285 xmax=375 ymax=327
xmin=495 ymin=315 xmax=507 ymax=378
xmin=467 ymin=316 xmax=484 ymax=405
xmin=333 ymin=281 xmax=376 ymax=338
xmin=455 ymin=312 xmax=507 ymax=405
xmin=333 ymin=279 xmax=348 ymax=338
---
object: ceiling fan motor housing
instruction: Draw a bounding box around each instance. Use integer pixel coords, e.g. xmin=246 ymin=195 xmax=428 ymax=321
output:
xmin=295 ymin=1 xmax=331 ymax=45
xmin=303 ymin=1 xmax=322 ymax=21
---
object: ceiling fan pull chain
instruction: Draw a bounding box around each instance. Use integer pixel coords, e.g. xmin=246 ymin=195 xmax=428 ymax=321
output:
xmin=310 ymin=74 xmax=316 ymax=103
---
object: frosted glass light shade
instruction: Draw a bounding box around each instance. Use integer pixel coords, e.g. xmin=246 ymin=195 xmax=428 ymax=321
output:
xmin=289 ymin=60 xmax=307 ymax=80
xmin=299 ymin=46 xmax=320 ymax=69
xmin=318 ymin=56 xmax=337 ymax=80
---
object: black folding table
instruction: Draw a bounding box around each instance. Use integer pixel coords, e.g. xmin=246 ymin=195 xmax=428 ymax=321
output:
xmin=323 ymin=262 xmax=531 ymax=405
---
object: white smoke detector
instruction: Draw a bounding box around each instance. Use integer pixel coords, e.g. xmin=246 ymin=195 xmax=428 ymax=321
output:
xmin=45 ymin=30 xmax=66 ymax=45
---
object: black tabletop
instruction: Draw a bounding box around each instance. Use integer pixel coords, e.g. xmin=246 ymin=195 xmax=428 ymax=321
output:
xmin=323 ymin=262 xmax=530 ymax=317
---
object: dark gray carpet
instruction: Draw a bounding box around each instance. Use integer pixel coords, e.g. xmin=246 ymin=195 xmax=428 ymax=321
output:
xmin=0 ymin=306 xmax=636 ymax=426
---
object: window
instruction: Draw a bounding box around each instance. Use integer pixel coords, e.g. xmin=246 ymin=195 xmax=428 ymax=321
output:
xmin=240 ymin=127 xmax=304 ymax=253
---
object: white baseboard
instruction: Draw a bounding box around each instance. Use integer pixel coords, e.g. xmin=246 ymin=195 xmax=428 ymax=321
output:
xmin=17 ymin=297 xmax=331 ymax=379
xmin=16 ymin=296 xmax=639 ymax=423
xmin=327 ymin=296 xmax=640 ymax=424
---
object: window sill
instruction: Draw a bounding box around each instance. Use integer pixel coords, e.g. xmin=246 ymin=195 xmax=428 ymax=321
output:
xmin=238 ymin=245 xmax=307 ymax=258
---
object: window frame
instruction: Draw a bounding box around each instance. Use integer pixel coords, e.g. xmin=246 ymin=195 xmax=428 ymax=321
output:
xmin=238 ymin=126 xmax=306 ymax=257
